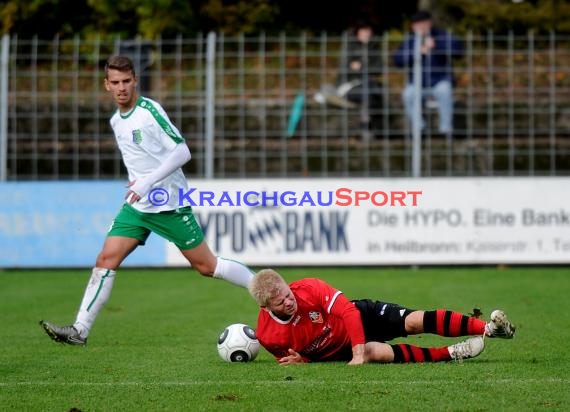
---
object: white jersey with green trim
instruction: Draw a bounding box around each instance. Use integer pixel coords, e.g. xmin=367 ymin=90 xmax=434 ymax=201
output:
xmin=110 ymin=96 xmax=189 ymax=213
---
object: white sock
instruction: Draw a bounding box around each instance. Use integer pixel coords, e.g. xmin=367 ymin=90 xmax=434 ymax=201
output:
xmin=73 ymin=267 xmax=116 ymax=338
xmin=213 ymin=257 xmax=254 ymax=288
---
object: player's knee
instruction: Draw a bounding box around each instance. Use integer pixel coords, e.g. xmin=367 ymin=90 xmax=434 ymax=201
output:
xmin=404 ymin=310 xmax=425 ymax=334
xmin=95 ymin=252 xmax=119 ymax=270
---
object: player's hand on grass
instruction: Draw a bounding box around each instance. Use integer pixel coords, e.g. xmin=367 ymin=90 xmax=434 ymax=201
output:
xmin=348 ymin=344 xmax=366 ymax=365
xmin=278 ymin=349 xmax=305 ymax=365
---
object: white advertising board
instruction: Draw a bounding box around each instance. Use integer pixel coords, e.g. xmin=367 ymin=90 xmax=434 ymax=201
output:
xmin=164 ymin=177 xmax=570 ymax=266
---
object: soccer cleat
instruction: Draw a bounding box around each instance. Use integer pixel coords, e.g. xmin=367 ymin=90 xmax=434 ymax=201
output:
xmin=39 ymin=320 xmax=87 ymax=346
xmin=448 ymin=336 xmax=485 ymax=361
xmin=485 ymin=310 xmax=515 ymax=339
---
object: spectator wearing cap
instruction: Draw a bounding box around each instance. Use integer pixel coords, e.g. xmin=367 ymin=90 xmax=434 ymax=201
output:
xmin=393 ymin=10 xmax=463 ymax=136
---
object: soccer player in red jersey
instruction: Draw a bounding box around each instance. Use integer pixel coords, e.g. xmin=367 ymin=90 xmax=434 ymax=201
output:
xmin=249 ymin=269 xmax=515 ymax=365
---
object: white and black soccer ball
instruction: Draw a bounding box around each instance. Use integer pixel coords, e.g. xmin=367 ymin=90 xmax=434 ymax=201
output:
xmin=217 ymin=323 xmax=260 ymax=362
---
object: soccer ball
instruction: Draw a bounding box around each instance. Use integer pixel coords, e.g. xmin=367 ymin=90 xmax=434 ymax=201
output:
xmin=217 ymin=323 xmax=260 ymax=362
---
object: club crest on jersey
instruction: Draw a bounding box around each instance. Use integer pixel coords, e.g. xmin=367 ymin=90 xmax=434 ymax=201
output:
xmin=309 ymin=311 xmax=323 ymax=323
xmin=132 ymin=129 xmax=143 ymax=144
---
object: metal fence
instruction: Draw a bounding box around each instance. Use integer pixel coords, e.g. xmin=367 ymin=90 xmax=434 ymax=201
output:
xmin=1 ymin=31 xmax=569 ymax=180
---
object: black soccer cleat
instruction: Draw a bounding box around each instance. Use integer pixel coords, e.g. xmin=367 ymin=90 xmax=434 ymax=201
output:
xmin=40 ymin=320 xmax=87 ymax=346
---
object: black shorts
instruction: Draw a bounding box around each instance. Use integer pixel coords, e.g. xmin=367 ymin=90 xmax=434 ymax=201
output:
xmin=352 ymin=299 xmax=416 ymax=342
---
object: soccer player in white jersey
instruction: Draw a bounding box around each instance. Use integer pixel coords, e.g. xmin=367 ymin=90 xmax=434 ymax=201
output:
xmin=40 ymin=55 xmax=255 ymax=345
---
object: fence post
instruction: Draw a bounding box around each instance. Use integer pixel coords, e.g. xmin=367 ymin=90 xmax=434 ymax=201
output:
xmin=0 ymin=34 xmax=9 ymax=181
xmin=205 ymin=32 xmax=216 ymax=179
xmin=412 ymin=31 xmax=423 ymax=178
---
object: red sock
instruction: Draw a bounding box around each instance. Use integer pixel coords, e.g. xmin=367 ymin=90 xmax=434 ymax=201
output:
xmin=424 ymin=309 xmax=485 ymax=337
xmin=391 ymin=343 xmax=451 ymax=363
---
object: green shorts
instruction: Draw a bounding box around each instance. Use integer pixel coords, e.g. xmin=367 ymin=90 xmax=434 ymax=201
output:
xmin=108 ymin=203 xmax=205 ymax=250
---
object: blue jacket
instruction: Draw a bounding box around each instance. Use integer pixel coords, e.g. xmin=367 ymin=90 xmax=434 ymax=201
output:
xmin=393 ymin=27 xmax=463 ymax=88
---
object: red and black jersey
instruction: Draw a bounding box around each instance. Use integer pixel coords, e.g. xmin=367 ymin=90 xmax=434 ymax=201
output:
xmin=256 ymin=278 xmax=365 ymax=362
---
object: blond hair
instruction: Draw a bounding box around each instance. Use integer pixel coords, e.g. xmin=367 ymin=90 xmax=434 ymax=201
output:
xmin=248 ymin=269 xmax=288 ymax=307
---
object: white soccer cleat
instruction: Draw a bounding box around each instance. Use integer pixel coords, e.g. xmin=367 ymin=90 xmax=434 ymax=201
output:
xmin=485 ymin=310 xmax=516 ymax=339
xmin=448 ymin=336 xmax=485 ymax=361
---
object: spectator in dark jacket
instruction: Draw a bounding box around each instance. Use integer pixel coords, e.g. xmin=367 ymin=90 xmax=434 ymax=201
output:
xmin=337 ymin=21 xmax=382 ymax=117
xmin=394 ymin=11 xmax=463 ymax=135
xmin=313 ymin=20 xmax=384 ymax=136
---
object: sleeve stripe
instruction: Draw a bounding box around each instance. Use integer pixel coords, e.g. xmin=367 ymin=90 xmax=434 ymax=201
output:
xmin=327 ymin=290 xmax=343 ymax=313
xmin=139 ymin=98 xmax=184 ymax=144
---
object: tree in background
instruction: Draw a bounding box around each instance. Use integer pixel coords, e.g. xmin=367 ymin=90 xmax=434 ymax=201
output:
xmin=0 ymin=0 xmax=93 ymax=37
xmin=434 ymin=0 xmax=570 ymax=34
xmin=85 ymin=0 xmax=195 ymax=39
xmin=1 ymin=0 xmax=569 ymax=38
xmin=199 ymin=0 xmax=279 ymax=35
xmin=0 ymin=0 xmax=414 ymax=37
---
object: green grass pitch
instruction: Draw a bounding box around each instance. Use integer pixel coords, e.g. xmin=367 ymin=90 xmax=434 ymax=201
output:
xmin=1 ymin=266 xmax=569 ymax=411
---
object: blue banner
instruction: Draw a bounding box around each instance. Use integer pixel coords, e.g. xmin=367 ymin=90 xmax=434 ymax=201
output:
xmin=0 ymin=182 xmax=166 ymax=267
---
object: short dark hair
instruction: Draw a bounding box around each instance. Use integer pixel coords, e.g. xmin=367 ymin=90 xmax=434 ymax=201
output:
xmin=410 ymin=10 xmax=432 ymax=23
xmin=353 ymin=19 xmax=374 ymax=35
xmin=104 ymin=55 xmax=136 ymax=78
